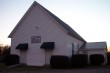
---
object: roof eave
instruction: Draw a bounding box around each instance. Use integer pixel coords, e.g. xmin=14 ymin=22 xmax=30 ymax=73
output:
xmin=68 ymin=32 xmax=86 ymax=42
xmin=40 ymin=4 xmax=86 ymax=43
xmin=8 ymin=1 xmax=37 ymax=38
xmin=8 ymin=1 xmax=86 ymax=44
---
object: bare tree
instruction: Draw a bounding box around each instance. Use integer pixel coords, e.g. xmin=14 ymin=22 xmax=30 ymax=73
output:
xmin=0 ymin=44 xmax=10 ymax=56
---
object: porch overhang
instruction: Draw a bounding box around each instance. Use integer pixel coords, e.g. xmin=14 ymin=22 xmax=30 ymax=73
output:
xmin=16 ymin=43 xmax=28 ymax=50
xmin=40 ymin=42 xmax=54 ymax=50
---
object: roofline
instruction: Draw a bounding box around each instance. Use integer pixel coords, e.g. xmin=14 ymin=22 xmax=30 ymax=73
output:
xmin=8 ymin=1 xmax=37 ymax=38
xmin=79 ymin=48 xmax=106 ymax=51
xmin=68 ymin=32 xmax=86 ymax=42
xmin=38 ymin=3 xmax=86 ymax=42
xmin=80 ymin=41 xmax=107 ymax=50
xmin=8 ymin=1 xmax=86 ymax=43
xmin=87 ymin=41 xmax=107 ymax=43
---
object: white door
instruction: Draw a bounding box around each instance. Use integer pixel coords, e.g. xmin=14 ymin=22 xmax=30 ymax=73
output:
xmin=45 ymin=50 xmax=53 ymax=65
xmin=20 ymin=51 xmax=27 ymax=64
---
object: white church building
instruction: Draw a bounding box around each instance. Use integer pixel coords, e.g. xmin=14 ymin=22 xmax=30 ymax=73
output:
xmin=8 ymin=1 xmax=107 ymax=66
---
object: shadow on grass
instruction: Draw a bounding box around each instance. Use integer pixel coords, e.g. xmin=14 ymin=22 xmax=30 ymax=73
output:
xmin=0 ymin=63 xmax=49 ymax=71
xmin=0 ymin=63 xmax=110 ymax=72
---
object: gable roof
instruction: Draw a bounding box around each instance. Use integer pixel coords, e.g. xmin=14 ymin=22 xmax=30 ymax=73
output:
xmin=85 ymin=42 xmax=107 ymax=49
xmin=79 ymin=42 xmax=107 ymax=51
xmin=8 ymin=1 xmax=86 ymax=42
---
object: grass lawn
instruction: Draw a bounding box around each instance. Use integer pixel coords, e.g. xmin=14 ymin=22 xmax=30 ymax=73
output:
xmin=0 ymin=63 xmax=110 ymax=72
xmin=0 ymin=63 xmax=49 ymax=72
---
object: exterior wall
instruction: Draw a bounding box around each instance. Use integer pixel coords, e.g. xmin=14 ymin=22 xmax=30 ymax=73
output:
xmin=20 ymin=50 xmax=27 ymax=64
xmin=11 ymin=5 xmax=70 ymax=66
xmin=11 ymin=39 xmax=20 ymax=56
xmin=87 ymin=49 xmax=107 ymax=65
xmin=79 ymin=49 xmax=107 ymax=65
xmin=45 ymin=50 xmax=53 ymax=65
xmin=67 ymin=35 xmax=83 ymax=56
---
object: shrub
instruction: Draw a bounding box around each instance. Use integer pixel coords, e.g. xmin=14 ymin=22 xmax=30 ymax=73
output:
xmin=70 ymin=54 xmax=88 ymax=68
xmin=0 ymin=55 xmax=7 ymax=63
xmin=50 ymin=55 xmax=69 ymax=68
xmin=4 ymin=54 xmax=19 ymax=66
xmin=107 ymin=52 xmax=110 ymax=65
xmin=90 ymin=54 xmax=104 ymax=66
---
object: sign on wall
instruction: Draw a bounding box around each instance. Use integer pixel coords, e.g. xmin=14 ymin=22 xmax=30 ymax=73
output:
xmin=31 ymin=36 xmax=41 ymax=43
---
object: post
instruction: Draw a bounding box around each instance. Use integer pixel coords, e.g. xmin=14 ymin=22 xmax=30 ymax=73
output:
xmin=72 ymin=43 xmax=74 ymax=55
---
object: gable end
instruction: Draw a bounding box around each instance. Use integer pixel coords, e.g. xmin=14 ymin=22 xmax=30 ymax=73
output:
xmin=8 ymin=1 xmax=37 ymax=38
xmin=8 ymin=1 xmax=86 ymax=43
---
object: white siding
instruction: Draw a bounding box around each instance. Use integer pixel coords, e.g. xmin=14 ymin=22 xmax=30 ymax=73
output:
xmin=11 ymin=39 xmax=20 ymax=56
xmin=11 ymin=5 xmax=72 ymax=66
xmin=20 ymin=51 xmax=27 ymax=64
xmin=67 ymin=35 xmax=83 ymax=56
xmin=10 ymin=4 xmax=84 ymax=66
xmin=87 ymin=49 xmax=107 ymax=65
xmin=45 ymin=50 xmax=53 ymax=65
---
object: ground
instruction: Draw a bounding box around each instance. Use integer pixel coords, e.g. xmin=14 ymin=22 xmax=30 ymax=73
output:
xmin=1 ymin=68 xmax=110 ymax=73
xmin=0 ymin=63 xmax=110 ymax=73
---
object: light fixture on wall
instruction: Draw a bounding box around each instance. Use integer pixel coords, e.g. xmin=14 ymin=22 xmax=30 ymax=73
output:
xmin=36 ymin=27 xmax=39 ymax=30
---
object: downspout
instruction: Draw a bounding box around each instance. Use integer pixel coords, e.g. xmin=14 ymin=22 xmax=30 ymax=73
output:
xmin=72 ymin=43 xmax=74 ymax=55
xmin=77 ymin=44 xmax=79 ymax=54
